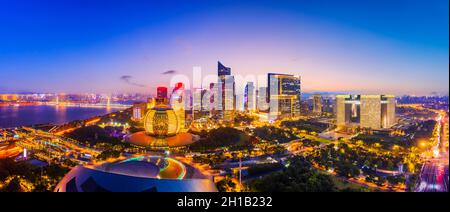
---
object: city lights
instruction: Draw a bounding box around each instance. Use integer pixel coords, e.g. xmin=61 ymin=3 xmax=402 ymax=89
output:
xmin=0 ymin=1 xmax=448 ymax=197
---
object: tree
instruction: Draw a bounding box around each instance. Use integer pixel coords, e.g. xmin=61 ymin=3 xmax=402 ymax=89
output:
xmin=0 ymin=176 xmax=34 ymax=192
xmin=387 ymin=175 xmax=406 ymax=186
xmin=0 ymin=176 xmax=23 ymax=192
xmin=248 ymin=157 xmax=336 ymax=192
xmin=408 ymin=174 xmax=419 ymax=191
xmin=188 ymin=127 xmax=251 ymax=151
xmin=66 ymin=125 xmax=122 ymax=146
xmin=0 ymin=159 xmax=69 ymax=192
xmin=0 ymin=158 xmax=34 ymax=181
xmin=386 ymin=161 xmax=395 ymax=170
xmin=375 ymin=176 xmax=386 ymax=187
xmin=336 ymin=162 xmax=360 ymax=179
xmin=216 ymin=176 xmax=238 ymax=192
xmin=96 ymin=150 xmax=121 ymax=161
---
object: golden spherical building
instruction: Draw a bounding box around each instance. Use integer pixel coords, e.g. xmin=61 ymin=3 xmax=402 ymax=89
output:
xmin=126 ymin=86 xmax=199 ymax=149
xmin=143 ymin=107 xmax=179 ymax=137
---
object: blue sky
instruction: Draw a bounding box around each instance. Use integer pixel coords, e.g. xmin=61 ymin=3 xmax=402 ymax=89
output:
xmin=0 ymin=0 xmax=448 ymax=95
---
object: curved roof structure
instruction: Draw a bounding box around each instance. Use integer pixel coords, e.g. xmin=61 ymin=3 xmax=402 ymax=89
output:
xmin=54 ymin=156 xmax=217 ymax=192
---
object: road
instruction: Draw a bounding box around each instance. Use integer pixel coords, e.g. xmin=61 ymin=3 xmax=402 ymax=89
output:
xmin=415 ymin=112 xmax=449 ymax=192
xmin=14 ymin=127 xmax=101 ymax=163
xmin=415 ymin=155 xmax=449 ymax=192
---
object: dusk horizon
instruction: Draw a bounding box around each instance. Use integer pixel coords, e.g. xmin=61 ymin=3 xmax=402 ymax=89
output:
xmin=1 ymin=0 xmax=448 ymax=95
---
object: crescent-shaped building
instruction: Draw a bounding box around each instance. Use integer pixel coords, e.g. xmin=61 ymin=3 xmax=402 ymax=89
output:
xmin=54 ymin=155 xmax=217 ymax=192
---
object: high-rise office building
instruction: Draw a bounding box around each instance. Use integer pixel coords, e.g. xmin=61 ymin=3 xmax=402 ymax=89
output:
xmin=268 ymin=73 xmax=301 ymax=120
xmin=336 ymin=95 xmax=396 ymax=129
xmin=313 ymin=94 xmax=323 ymax=114
xmin=170 ymin=82 xmax=186 ymax=131
xmin=335 ymin=95 xmax=347 ymax=126
xmin=147 ymin=97 xmax=156 ymax=110
xmin=218 ymin=61 xmax=231 ymax=76
xmin=223 ymin=75 xmax=236 ymax=121
xmin=209 ymin=82 xmax=220 ymax=116
xmin=244 ymin=82 xmax=256 ymax=112
xmin=157 ymin=86 xmax=168 ymax=98
xmin=132 ymin=102 xmax=148 ymax=122
xmin=183 ymin=89 xmax=193 ymax=126
xmin=156 ymin=86 xmax=169 ymax=105
xmin=192 ymin=88 xmax=203 ymax=120
xmin=201 ymin=89 xmax=210 ymax=112
xmin=257 ymin=87 xmax=269 ymax=113
xmin=236 ymin=94 xmax=244 ymax=112
xmin=184 ymin=89 xmax=192 ymax=111
xmin=300 ymin=100 xmax=311 ymax=115
xmin=381 ymin=95 xmax=396 ymax=128
xmin=191 ymin=87 xmax=211 ymax=120
xmin=322 ymin=97 xmax=334 ymax=113
xmin=217 ymin=61 xmax=235 ymax=122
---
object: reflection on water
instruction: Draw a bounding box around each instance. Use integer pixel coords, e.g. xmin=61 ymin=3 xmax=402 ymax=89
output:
xmin=0 ymin=105 xmax=122 ymax=128
xmin=55 ymin=105 xmax=67 ymax=124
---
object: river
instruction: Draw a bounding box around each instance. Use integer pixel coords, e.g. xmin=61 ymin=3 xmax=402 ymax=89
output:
xmin=0 ymin=105 xmax=125 ymax=128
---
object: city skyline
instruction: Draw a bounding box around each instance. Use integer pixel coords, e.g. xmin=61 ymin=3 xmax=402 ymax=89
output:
xmin=1 ymin=1 xmax=449 ymax=194
xmin=1 ymin=0 xmax=449 ymax=95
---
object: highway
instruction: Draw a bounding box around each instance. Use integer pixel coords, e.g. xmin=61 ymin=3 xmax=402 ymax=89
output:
xmin=14 ymin=127 xmax=101 ymax=163
xmin=415 ymin=155 xmax=449 ymax=192
xmin=415 ymin=112 xmax=449 ymax=192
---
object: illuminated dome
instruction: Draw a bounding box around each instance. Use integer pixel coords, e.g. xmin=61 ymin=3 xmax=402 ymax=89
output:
xmin=144 ymin=107 xmax=179 ymax=137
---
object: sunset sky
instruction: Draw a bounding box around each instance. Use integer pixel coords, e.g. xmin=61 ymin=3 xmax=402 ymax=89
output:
xmin=0 ymin=0 xmax=448 ymax=95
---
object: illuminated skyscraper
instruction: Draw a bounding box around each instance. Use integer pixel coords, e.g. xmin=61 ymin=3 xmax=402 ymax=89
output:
xmin=322 ymin=97 xmax=334 ymax=113
xmin=381 ymin=95 xmax=396 ymax=128
xmin=201 ymin=89 xmax=210 ymax=112
xmin=268 ymin=73 xmax=301 ymax=121
xmin=335 ymin=95 xmax=348 ymax=126
xmin=170 ymin=82 xmax=186 ymax=131
xmin=223 ymin=75 xmax=236 ymax=121
xmin=132 ymin=102 xmax=148 ymax=122
xmin=184 ymin=89 xmax=192 ymax=111
xmin=217 ymin=61 xmax=235 ymax=122
xmin=244 ymin=82 xmax=256 ymax=112
xmin=257 ymin=87 xmax=269 ymax=113
xmin=191 ymin=87 xmax=210 ymax=120
xmin=209 ymin=82 xmax=220 ymax=115
xmin=183 ymin=89 xmax=193 ymax=126
xmin=360 ymin=95 xmax=382 ymax=129
xmin=192 ymin=88 xmax=203 ymax=120
xmin=156 ymin=86 xmax=169 ymax=105
xmin=313 ymin=94 xmax=323 ymax=114
xmin=147 ymin=97 xmax=156 ymax=109
xmin=236 ymin=94 xmax=244 ymax=111
xmin=157 ymin=86 xmax=168 ymax=98
xmin=335 ymin=95 xmax=396 ymax=129
xmin=218 ymin=61 xmax=231 ymax=76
